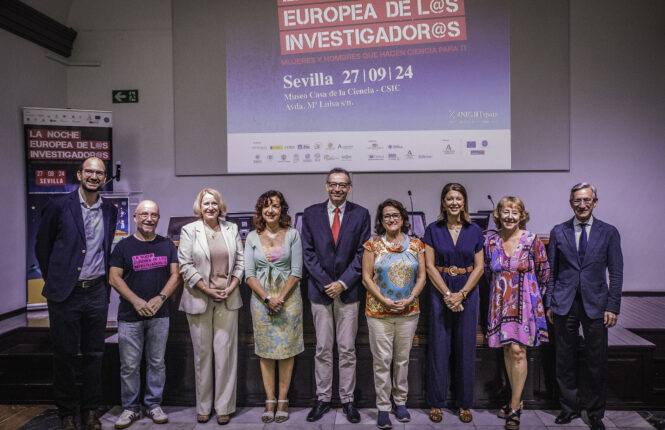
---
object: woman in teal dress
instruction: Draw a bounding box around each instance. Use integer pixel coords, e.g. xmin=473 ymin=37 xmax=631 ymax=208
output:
xmin=245 ymin=190 xmax=303 ymax=424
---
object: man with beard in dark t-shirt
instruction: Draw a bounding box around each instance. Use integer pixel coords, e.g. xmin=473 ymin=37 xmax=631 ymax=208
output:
xmin=109 ymin=200 xmax=179 ymax=429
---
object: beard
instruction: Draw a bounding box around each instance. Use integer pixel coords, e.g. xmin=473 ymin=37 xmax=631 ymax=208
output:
xmin=81 ymin=179 xmax=102 ymax=193
xmin=136 ymin=225 xmax=156 ymax=239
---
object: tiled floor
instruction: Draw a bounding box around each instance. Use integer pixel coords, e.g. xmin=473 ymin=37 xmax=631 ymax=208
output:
xmin=98 ymin=406 xmax=657 ymax=429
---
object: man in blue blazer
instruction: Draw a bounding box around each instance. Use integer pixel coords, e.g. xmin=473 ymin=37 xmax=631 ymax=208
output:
xmin=545 ymin=182 xmax=623 ymax=430
xmin=301 ymin=168 xmax=370 ymax=423
xmin=36 ymin=157 xmax=118 ymax=430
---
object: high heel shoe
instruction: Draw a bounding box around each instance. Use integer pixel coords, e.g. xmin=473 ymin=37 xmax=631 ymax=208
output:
xmin=505 ymin=407 xmax=521 ymax=430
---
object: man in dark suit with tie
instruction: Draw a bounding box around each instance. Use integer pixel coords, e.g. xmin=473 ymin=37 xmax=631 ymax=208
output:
xmin=36 ymin=157 xmax=118 ymax=430
xmin=545 ymin=182 xmax=623 ymax=430
xmin=301 ymin=168 xmax=371 ymax=423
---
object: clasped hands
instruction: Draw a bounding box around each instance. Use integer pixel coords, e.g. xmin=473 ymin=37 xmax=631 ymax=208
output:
xmin=133 ymin=296 xmax=164 ymax=317
xmin=324 ymin=281 xmax=345 ymax=300
xmin=205 ymin=286 xmax=231 ymax=302
xmin=266 ymin=296 xmax=285 ymax=316
xmin=382 ymin=297 xmax=414 ymax=314
xmin=444 ymin=291 xmax=465 ymax=312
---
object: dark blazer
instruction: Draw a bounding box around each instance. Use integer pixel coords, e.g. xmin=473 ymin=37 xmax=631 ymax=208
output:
xmin=35 ymin=189 xmax=118 ymax=303
xmin=545 ymin=217 xmax=623 ymax=319
xmin=302 ymin=200 xmax=371 ymax=305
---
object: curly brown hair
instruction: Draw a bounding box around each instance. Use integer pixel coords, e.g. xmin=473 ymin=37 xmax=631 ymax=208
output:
xmin=253 ymin=190 xmax=292 ymax=233
xmin=374 ymin=198 xmax=411 ymax=235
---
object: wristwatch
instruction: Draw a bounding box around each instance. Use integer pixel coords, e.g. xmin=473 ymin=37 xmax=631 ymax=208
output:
xmin=444 ymin=290 xmax=451 ymax=297
xmin=264 ymin=295 xmax=272 ymax=304
xmin=158 ymin=294 xmax=167 ymax=302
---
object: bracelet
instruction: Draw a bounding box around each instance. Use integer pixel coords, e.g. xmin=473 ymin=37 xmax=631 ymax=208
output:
xmin=444 ymin=290 xmax=451 ymax=297
xmin=461 ymin=290 xmax=467 ymax=299
xmin=158 ymin=294 xmax=167 ymax=302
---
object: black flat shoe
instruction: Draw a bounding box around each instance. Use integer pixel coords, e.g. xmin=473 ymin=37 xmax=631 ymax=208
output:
xmin=554 ymin=411 xmax=580 ymax=425
xmin=306 ymin=400 xmax=330 ymax=422
xmin=589 ymin=416 xmax=606 ymax=430
xmin=343 ymin=402 xmax=361 ymax=423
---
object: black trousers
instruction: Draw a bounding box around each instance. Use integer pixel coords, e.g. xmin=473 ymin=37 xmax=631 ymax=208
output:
xmin=47 ymin=282 xmax=109 ymax=417
xmin=553 ymin=295 xmax=608 ymax=419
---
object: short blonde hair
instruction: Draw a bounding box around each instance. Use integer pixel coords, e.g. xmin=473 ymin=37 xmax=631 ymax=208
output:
xmin=493 ymin=196 xmax=530 ymax=230
xmin=193 ymin=188 xmax=227 ymax=218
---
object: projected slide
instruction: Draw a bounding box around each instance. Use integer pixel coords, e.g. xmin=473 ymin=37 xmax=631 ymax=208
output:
xmin=226 ymin=0 xmax=510 ymax=173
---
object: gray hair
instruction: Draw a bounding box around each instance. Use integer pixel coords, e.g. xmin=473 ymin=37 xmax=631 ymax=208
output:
xmin=569 ymin=182 xmax=597 ymax=200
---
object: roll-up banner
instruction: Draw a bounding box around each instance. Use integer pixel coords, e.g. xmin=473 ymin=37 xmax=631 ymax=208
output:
xmin=24 ymin=107 xmax=114 ymax=308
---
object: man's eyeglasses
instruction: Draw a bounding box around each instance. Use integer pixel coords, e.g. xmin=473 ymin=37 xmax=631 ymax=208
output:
xmin=327 ymin=182 xmax=350 ymax=189
xmin=81 ymin=169 xmax=106 ymax=177
xmin=137 ymin=213 xmax=160 ymax=220
xmin=571 ymin=198 xmax=594 ymax=205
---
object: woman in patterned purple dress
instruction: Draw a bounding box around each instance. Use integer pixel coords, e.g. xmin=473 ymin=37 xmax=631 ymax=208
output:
xmin=484 ymin=196 xmax=550 ymax=430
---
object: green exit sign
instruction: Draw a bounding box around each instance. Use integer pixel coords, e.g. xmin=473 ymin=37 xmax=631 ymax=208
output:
xmin=112 ymin=90 xmax=139 ymax=103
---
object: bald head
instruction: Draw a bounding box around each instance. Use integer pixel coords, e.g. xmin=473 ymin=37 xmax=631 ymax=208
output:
xmin=134 ymin=200 xmax=160 ymax=239
xmin=136 ymin=200 xmax=159 ymax=215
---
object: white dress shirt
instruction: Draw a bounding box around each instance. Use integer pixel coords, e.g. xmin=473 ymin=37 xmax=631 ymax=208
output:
xmin=327 ymin=199 xmax=346 ymax=226
xmin=327 ymin=199 xmax=348 ymax=290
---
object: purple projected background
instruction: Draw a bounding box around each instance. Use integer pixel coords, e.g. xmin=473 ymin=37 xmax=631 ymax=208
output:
xmin=226 ymin=0 xmax=510 ymax=173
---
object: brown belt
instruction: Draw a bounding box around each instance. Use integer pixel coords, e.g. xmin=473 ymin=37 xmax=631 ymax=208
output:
xmin=435 ymin=265 xmax=474 ymax=277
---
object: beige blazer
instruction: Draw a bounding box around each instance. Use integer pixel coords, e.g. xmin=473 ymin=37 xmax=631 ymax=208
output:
xmin=178 ymin=219 xmax=244 ymax=314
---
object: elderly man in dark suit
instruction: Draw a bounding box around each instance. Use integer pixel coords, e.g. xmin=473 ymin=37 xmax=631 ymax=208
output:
xmin=36 ymin=157 xmax=118 ymax=430
xmin=301 ymin=167 xmax=371 ymax=423
xmin=545 ymin=182 xmax=623 ymax=430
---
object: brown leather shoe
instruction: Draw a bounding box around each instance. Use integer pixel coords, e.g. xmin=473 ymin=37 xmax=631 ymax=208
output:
xmin=82 ymin=410 xmax=102 ymax=430
xmin=60 ymin=415 xmax=77 ymax=430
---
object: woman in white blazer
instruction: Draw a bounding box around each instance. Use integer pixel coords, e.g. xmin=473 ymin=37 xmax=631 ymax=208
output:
xmin=178 ymin=188 xmax=244 ymax=425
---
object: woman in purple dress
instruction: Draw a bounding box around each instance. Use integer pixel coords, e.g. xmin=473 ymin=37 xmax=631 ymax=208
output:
xmin=484 ymin=196 xmax=550 ymax=430
xmin=424 ymin=183 xmax=485 ymax=424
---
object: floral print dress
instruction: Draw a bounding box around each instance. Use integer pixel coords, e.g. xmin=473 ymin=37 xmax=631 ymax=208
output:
xmin=485 ymin=231 xmax=550 ymax=347
xmin=245 ymin=229 xmax=304 ymax=359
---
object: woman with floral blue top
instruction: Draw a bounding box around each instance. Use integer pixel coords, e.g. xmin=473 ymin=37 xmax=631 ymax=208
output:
xmin=362 ymin=199 xmax=426 ymax=430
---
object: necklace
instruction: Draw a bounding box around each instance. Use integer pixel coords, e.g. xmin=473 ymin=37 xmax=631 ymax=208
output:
xmin=447 ymin=223 xmax=462 ymax=234
xmin=383 ymin=233 xmax=403 ymax=247
xmin=204 ymin=222 xmax=220 ymax=232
